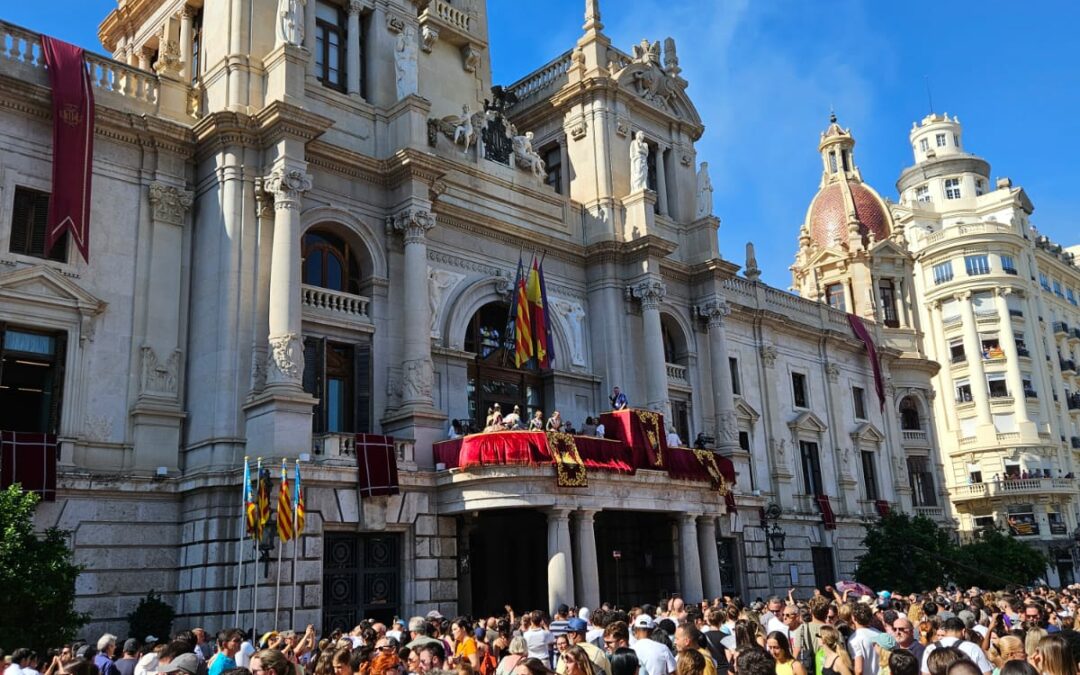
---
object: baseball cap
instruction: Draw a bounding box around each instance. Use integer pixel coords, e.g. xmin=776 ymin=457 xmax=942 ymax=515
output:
xmin=123 ymin=639 xmax=140 ymax=654
xmin=878 ymin=591 xmax=892 ymax=600
xmin=578 ymin=607 xmax=591 ymax=621
xmin=75 ymin=646 xmax=95 ymax=661
xmin=566 ymin=618 xmax=588 ymax=633
xmin=159 ymin=653 xmax=200 ymax=675
xmin=426 ymin=610 xmax=444 ymax=620
xmin=632 ymin=615 xmax=656 ymax=630
xmin=144 ymin=636 xmax=159 ymax=646
xmin=872 ymin=633 xmax=896 ymax=651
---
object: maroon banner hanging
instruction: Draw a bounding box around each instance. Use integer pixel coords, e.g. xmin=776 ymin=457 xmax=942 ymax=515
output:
xmin=41 ymin=35 xmax=94 ymax=263
xmin=848 ymin=314 xmax=886 ymax=412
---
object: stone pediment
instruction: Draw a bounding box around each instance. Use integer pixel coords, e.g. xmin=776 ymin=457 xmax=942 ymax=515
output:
xmin=850 ymin=421 xmax=886 ymax=443
xmin=804 ymin=246 xmax=848 ymax=268
xmin=612 ymin=51 xmax=702 ymax=132
xmin=735 ymin=398 xmax=760 ymax=423
xmin=868 ymin=238 xmax=910 ymax=260
xmin=0 ymin=264 xmax=106 ymax=315
xmin=788 ymin=410 xmax=828 ymax=433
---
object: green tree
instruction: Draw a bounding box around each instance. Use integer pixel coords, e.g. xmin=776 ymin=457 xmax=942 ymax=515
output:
xmin=0 ymin=485 xmax=88 ymax=652
xmin=127 ymin=590 xmax=176 ymax=643
xmin=952 ymin=529 xmax=1049 ymax=588
xmin=855 ymin=512 xmax=957 ymax=593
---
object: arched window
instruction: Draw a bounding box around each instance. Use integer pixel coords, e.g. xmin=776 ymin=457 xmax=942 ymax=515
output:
xmin=464 ymin=302 xmax=543 ymax=432
xmin=899 ymin=396 xmax=921 ymax=431
xmin=660 ymin=315 xmax=688 ymax=365
xmin=302 ymin=229 xmax=361 ymax=294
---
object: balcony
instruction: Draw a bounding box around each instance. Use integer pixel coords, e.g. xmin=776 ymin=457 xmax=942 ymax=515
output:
xmin=952 ymin=477 xmax=1077 ymax=503
xmin=1072 ymin=328 xmax=1080 ymax=341
xmin=301 ymin=284 xmax=371 ymax=328
xmin=1055 ymin=322 xmax=1070 ymax=336
xmin=1024 ymin=389 xmax=1039 ymax=400
xmin=975 ymin=310 xmax=999 ymax=325
xmin=312 ymin=433 xmax=356 ymax=462
xmin=418 ymin=0 xmax=487 ymax=56
xmin=1072 ymin=437 xmax=1080 ymax=449
xmin=666 ymin=362 xmax=689 ymax=386
xmin=1009 ymin=308 xmax=1024 ymax=318
xmin=1061 ymin=359 xmax=1077 ymax=374
xmin=902 ymin=429 xmax=929 ymax=446
xmin=1016 ymin=346 xmax=1031 ymax=357
xmin=914 ymin=506 xmax=946 ymax=519
xmin=1067 ymin=394 xmax=1080 ymax=411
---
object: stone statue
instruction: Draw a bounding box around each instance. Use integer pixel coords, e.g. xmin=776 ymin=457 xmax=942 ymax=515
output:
xmin=695 ymin=161 xmax=713 ymax=218
xmin=630 ymin=131 xmax=649 ymax=192
xmin=512 ymin=131 xmax=546 ymax=178
xmin=427 ymin=268 xmax=461 ymax=336
xmin=453 ymin=105 xmax=475 ymax=152
xmin=552 ymin=299 xmax=586 ymax=366
xmin=394 ymin=25 xmax=418 ymax=100
xmin=277 ymin=0 xmax=306 ymax=47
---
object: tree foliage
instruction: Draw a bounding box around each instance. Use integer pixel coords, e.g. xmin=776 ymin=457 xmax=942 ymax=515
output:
xmin=0 ymin=485 xmax=88 ymax=652
xmin=127 ymin=590 xmax=176 ymax=642
xmin=855 ymin=511 xmax=1049 ymax=592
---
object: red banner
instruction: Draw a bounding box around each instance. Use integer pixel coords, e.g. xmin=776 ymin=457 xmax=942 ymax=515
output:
xmin=41 ymin=36 xmax=94 ymax=263
xmin=356 ymin=434 xmax=399 ymax=498
xmin=848 ymin=314 xmax=885 ymax=411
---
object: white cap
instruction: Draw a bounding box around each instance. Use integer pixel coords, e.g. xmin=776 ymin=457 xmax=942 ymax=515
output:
xmin=633 ymin=615 xmax=656 ymax=630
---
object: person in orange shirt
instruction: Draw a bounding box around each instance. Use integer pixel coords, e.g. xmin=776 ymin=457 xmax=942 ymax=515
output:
xmin=452 ymin=618 xmax=480 ymax=670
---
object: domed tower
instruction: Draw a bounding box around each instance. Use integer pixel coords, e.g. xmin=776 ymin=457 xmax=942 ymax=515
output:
xmin=792 ymin=115 xmax=918 ymax=337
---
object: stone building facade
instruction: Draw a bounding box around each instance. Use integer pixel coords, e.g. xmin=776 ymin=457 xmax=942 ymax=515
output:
xmin=1 ymin=0 xmax=948 ymax=637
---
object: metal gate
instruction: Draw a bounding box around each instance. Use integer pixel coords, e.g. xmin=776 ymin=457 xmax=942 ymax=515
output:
xmin=323 ymin=533 xmax=401 ymax=630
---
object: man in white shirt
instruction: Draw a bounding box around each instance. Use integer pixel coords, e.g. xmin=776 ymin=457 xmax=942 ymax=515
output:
xmin=919 ymin=618 xmax=992 ymax=675
xmin=523 ymin=611 xmax=555 ymax=664
xmin=630 ymin=616 xmax=675 ymax=675
xmin=666 ymin=431 xmax=682 ymax=447
xmin=6 ymin=650 xmax=31 ymax=675
xmin=847 ymin=603 xmax=881 ymax=675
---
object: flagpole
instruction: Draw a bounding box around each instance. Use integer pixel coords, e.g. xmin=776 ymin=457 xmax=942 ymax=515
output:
xmin=501 ymin=247 xmax=526 ymax=369
xmin=234 ymin=457 xmax=248 ymax=626
xmin=274 ymin=532 xmax=284 ymax=629
xmin=290 ymin=460 xmax=301 ymax=626
xmin=252 ymin=458 xmax=263 ymax=636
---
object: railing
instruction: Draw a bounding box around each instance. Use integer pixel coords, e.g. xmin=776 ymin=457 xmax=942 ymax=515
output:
xmin=1072 ymin=436 xmax=1080 ymax=449
xmin=431 ymin=0 xmax=471 ymax=32
xmin=953 ymin=483 xmax=986 ymax=499
xmin=975 ymin=310 xmax=998 ymax=322
xmin=313 ymin=433 xmax=355 ymax=459
xmin=762 ymin=286 xmax=822 ymax=324
xmin=1 ymin=20 xmax=158 ymax=106
xmin=507 ymin=50 xmax=573 ymax=106
xmin=666 ymin=362 xmax=688 ymax=384
xmin=914 ymin=506 xmax=945 ymax=519
xmin=902 ymin=429 xmax=928 ymax=444
xmin=1017 ymin=346 xmax=1031 ymax=357
xmin=301 ymin=284 xmax=371 ymax=322
xmin=922 ymin=221 xmax=1015 ymax=246
xmin=996 ymin=432 xmax=1020 ymax=442
xmin=950 ymin=353 xmax=967 ymax=364
xmin=721 ymin=276 xmax=758 ymax=307
xmin=954 ymin=477 xmax=1075 ymax=502
xmin=1068 ymin=394 xmax=1080 ymax=410
xmin=1061 ymin=359 xmax=1077 ymax=373
xmin=1055 ymin=322 xmax=1070 ymax=335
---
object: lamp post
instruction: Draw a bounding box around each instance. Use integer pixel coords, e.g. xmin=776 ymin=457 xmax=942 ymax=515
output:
xmin=259 ymin=514 xmax=278 ymax=579
xmin=758 ymin=503 xmax=786 ymax=594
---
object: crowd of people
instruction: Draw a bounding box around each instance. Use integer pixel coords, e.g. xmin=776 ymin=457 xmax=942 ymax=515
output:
xmin=8 ymin=585 xmax=1080 ymax=675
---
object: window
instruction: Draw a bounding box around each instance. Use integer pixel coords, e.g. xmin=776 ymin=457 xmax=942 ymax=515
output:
xmin=936 ymin=133 xmax=947 ymax=147
xmin=841 ymin=149 xmax=851 ymax=172
xmin=973 ymin=515 xmax=995 ymax=530
xmin=919 ymin=138 xmax=929 ymax=152
xmin=0 ymin=326 xmax=67 ymax=434
xmin=1022 ymin=374 xmax=1036 ymax=398
xmin=825 ymin=283 xmax=845 ymax=311
xmin=1053 ymin=280 xmax=1064 ymax=297
xmin=1067 ymin=289 xmax=1077 ymax=306
xmin=975 ymin=178 xmax=986 ymax=196
xmin=190 ymin=9 xmax=203 ymax=84
xmin=853 ymin=386 xmax=867 ymax=420
xmin=955 ymin=378 xmax=972 ymax=403
xmin=1015 ymin=334 xmax=1029 ymax=357
xmin=899 ymin=396 xmax=921 ymax=430
xmin=953 ymin=133 xmax=960 ymax=147
xmin=302 ymin=229 xmax=361 ymax=294
xmin=967 ymin=464 xmax=982 ymax=484
xmin=964 ymin=255 xmax=990 ymax=276
xmin=915 ymin=185 xmax=931 ymax=203
xmin=315 ymin=1 xmax=347 ymax=90
xmin=1000 ymin=254 xmax=1016 ymax=274
xmin=1039 ymin=273 xmax=1050 ymax=291
xmin=9 ymin=187 xmax=67 ymax=262
xmin=729 ymin=357 xmax=741 ymax=396
xmin=828 ymin=152 xmax=838 ymax=174
xmin=799 ymin=440 xmax=824 ymax=495
xmin=944 ymin=178 xmax=962 ymax=200
xmin=933 ymin=261 xmax=954 ymax=285
xmin=878 ymin=279 xmax=898 ymax=327
xmin=987 ymin=373 xmax=1009 ymax=398
xmin=541 ymin=143 xmax=562 ymax=194
xmin=303 ymin=337 xmax=372 ymax=434
xmin=1006 ymin=508 xmax=1038 ymax=536
xmin=981 ymin=335 xmax=1003 ymax=359
xmin=791 ymin=372 xmax=808 ymax=408
xmin=738 ymin=431 xmax=756 ymax=490
xmin=1048 ymin=511 xmax=1067 ymax=535
xmin=907 ymin=456 xmax=937 ymax=507
xmin=949 ymin=339 xmax=965 ymax=363
xmin=861 ymin=450 xmax=879 ymax=501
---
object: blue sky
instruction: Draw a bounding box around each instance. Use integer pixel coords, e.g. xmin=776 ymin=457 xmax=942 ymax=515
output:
xmin=12 ymin=1 xmax=1078 ymax=289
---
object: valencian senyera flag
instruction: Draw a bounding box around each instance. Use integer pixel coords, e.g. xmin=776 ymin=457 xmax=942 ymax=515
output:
xmin=243 ymin=458 xmax=257 ymax=538
xmin=277 ymin=459 xmax=293 ymax=542
xmin=294 ymin=460 xmax=305 ymax=536
xmin=257 ymin=460 xmax=271 ymax=539
xmin=526 ymin=256 xmax=555 ymax=369
xmin=513 ymin=256 xmax=534 ymax=367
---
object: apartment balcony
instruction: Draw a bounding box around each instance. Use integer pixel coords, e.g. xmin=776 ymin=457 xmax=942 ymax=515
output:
xmin=1009 ymin=308 xmax=1024 ymax=319
xmin=1054 ymin=322 xmax=1070 ymax=336
xmin=1067 ymin=394 xmax=1080 ymax=411
xmin=301 ymin=284 xmax=372 ymax=329
xmin=951 ymin=477 xmax=1077 ymax=504
xmin=1071 ymin=328 xmax=1080 ymax=343
xmin=418 ymin=0 xmax=487 ymax=54
xmin=1061 ymin=359 xmax=1077 ymax=374
xmin=1071 ymin=437 xmax=1080 ymax=449
xmin=902 ymin=429 xmax=930 ymax=447
xmin=975 ymin=310 xmax=999 ymax=326
xmin=1016 ymin=346 xmax=1031 ymax=358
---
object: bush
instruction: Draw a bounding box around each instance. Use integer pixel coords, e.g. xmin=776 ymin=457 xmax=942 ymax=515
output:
xmin=127 ymin=590 xmax=176 ymax=642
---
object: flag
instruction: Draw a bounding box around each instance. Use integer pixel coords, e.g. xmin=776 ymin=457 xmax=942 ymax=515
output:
xmin=294 ymin=460 xmax=305 ymax=536
xmin=513 ymin=256 xmax=534 ymax=367
xmin=526 ymin=257 xmax=549 ymax=368
xmin=243 ymin=458 xmax=257 ymax=538
xmin=256 ymin=459 xmax=271 ymax=540
xmin=277 ymin=459 xmax=293 ymax=542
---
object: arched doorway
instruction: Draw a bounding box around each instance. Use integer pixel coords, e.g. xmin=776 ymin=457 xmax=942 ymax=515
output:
xmin=463 ymin=302 xmax=544 ymax=432
xmin=899 ymin=395 xmax=921 ymax=431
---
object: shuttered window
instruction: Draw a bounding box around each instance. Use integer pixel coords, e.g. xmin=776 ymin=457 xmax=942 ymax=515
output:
xmin=9 ymin=187 xmax=67 ymax=262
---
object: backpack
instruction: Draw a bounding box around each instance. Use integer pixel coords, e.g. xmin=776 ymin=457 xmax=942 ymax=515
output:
xmin=703 ymin=631 xmax=730 ymax=675
xmin=478 ymin=650 xmax=498 ymax=675
xmin=796 ymin=626 xmax=815 ymax=674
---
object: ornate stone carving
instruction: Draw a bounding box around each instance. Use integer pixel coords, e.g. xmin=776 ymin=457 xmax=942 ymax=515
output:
xmin=461 ymin=45 xmax=481 ymax=73
xmin=277 ymin=0 xmax=306 ymax=47
xmin=267 ymin=333 xmax=303 ymax=382
xmin=662 ymin=37 xmax=681 ymax=78
xmin=428 ymin=267 xmax=465 ymax=337
xmin=630 ymin=131 xmax=649 ymax=192
xmin=717 ymin=411 xmax=738 ymax=445
xmin=511 ymin=131 xmax=545 ymax=178
xmin=568 ymin=118 xmax=587 ymax=141
xmin=493 ymin=273 xmax=514 ymax=300
xmin=680 ymin=152 xmax=693 ymax=167
xmin=386 ymin=208 xmax=435 ymax=244
xmin=250 ymin=346 xmax=268 ymax=392
xmin=551 ymin=298 xmax=587 ymax=366
xmin=148 ymin=182 xmax=193 ymax=225
xmin=770 ymin=438 xmax=786 ymax=461
xmin=153 ymin=38 xmax=181 ymax=76
xmin=744 ymin=242 xmax=762 ymax=281
xmin=431 ymin=104 xmax=484 ymax=154
xmin=632 ymin=39 xmax=661 ymax=65
xmin=394 ymin=25 xmax=418 ymax=100
xmin=695 ymin=161 xmax=713 ymax=219
xmin=626 ymin=279 xmax=667 ymax=311
xmin=825 ymin=362 xmax=840 ymax=383
xmin=140 ymin=346 xmax=181 ymax=396
xmin=263 ymin=168 xmax=312 ymax=210
xmin=760 ymin=344 xmax=778 ymax=368
xmin=386 ymin=12 xmax=406 ymax=33
xmin=420 ymin=25 xmax=439 ymax=53
xmin=894 ymin=454 xmax=907 ymax=481
xmin=697 ymin=298 xmax=731 ymax=329
xmin=615 ymin=116 xmax=631 ymax=138
xmin=402 ymin=357 xmax=434 ymax=400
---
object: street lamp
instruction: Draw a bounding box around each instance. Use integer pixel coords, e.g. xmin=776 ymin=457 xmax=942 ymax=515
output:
xmin=259 ymin=514 xmax=278 ymax=579
xmin=761 ymin=503 xmax=786 ymax=564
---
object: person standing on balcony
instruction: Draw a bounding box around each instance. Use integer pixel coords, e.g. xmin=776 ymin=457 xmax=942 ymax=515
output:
xmin=610 ymin=387 xmax=629 ymax=411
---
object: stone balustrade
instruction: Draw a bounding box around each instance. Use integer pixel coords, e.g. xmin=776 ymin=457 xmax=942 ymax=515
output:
xmin=301 ymin=284 xmax=371 ymax=323
xmin=922 ymin=221 xmax=1014 ymax=247
xmin=508 ymin=50 xmax=573 ymax=106
xmin=312 ymin=433 xmax=355 ymax=460
xmin=953 ymin=476 xmax=1076 ymax=503
xmin=433 ymin=0 xmax=470 ymax=32
xmin=914 ymin=505 xmax=945 ymax=519
xmin=665 ymin=362 xmax=688 ymax=384
xmin=901 ymin=429 xmax=928 ymax=445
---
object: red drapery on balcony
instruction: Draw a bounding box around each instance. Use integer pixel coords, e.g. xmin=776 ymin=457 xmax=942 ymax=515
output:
xmin=355 ymin=434 xmax=398 ymax=498
xmin=816 ymin=494 xmax=837 ymax=530
xmin=0 ymin=431 xmax=57 ymax=502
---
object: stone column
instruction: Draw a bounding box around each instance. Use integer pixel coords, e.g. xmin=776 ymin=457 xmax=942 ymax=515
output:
xmin=386 ymin=207 xmax=436 ymax=409
xmin=994 ymin=288 xmax=1030 ymax=424
xmin=678 ymin=513 xmax=704 ymax=602
xmin=929 ymin=301 xmax=959 ymax=428
xmin=559 ymin=137 xmax=570 ymax=196
xmin=628 ymin=279 xmax=670 ymax=415
xmin=346 ymin=1 xmax=363 ymax=95
xmin=575 ymin=509 xmax=601 ymax=610
xmin=305 ymin=0 xmax=318 ymax=76
xmin=547 ymin=508 xmax=575 ymax=614
xmin=700 ymin=297 xmax=738 ymax=452
xmin=957 ymin=292 xmax=992 ymax=425
xmin=263 ymin=167 xmax=312 ymax=392
xmin=655 ymin=146 xmax=669 ymax=216
xmin=138 ymin=46 xmax=154 ymax=71
xmin=179 ymin=5 xmax=195 ymax=82
xmin=697 ymin=515 xmax=723 ymax=601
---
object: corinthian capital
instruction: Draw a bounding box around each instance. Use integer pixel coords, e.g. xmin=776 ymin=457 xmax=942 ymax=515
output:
xmin=263 ymin=168 xmax=313 ymax=210
xmin=696 ymin=297 xmax=731 ymax=329
xmin=626 ymin=278 xmax=667 ymax=311
xmin=148 ymin=181 xmax=193 ymax=225
xmin=386 ymin=207 xmax=435 ymax=244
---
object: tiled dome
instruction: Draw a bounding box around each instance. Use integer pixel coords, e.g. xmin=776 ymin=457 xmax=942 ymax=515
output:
xmin=808 ymin=180 xmax=890 ymax=248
